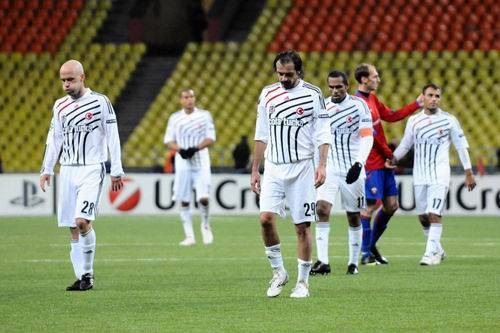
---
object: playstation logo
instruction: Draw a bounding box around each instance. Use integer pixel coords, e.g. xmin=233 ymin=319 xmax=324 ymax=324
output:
xmin=10 ymin=180 xmax=45 ymax=207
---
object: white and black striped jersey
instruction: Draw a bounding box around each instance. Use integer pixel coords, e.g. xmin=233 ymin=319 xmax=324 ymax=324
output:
xmin=41 ymin=89 xmax=124 ymax=177
xmin=163 ymin=108 xmax=216 ymax=170
xmin=324 ymin=94 xmax=373 ymax=176
xmin=254 ymin=80 xmax=331 ymax=164
xmin=395 ymin=109 xmax=469 ymax=185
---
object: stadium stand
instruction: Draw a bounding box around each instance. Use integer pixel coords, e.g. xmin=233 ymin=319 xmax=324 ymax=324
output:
xmin=125 ymin=0 xmax=498 ymax=168
xmin=0 ymin=0 xmax=145 ymax=172
xmin=1 ymin=0 xmax=498 ymax=171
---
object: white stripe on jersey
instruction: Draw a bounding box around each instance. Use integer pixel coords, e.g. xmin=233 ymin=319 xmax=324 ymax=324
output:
xmin=164 ymin=108 xmax=216 ymax=170
xmin=254 ymin=80 xmax=331 ymax=164
xmin=41 ymin=89 xmax=124 ymax=177
xmin=325 ymin=94 xmax=372 ymax=175
xmin=396 ymin=109 xmax=469 ymax=185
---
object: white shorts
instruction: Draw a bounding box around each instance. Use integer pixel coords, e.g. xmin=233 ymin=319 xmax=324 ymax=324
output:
xmin=259 ymin=159 xmax=317 ymax=224
xmin=173 ymin=168 xmax=211 ymax=203
xmin=414 ymin=184 xmax=449 ymax=216
xmin=58 ymin=164 xmax=106 ymax=227
xmin=316 ymin=170 xmax=366 ymax=212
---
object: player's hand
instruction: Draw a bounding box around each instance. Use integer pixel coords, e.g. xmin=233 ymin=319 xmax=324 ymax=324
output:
xmin=346 ymin=162 xmax=362 ymax=184
xmin=416 ymin=94 xmax=424 ymax=107
xmin=184 ymin=147 xmax=199 ymax=158
xmin=314 ymin=164 xmax=326 ymax=188
xmin=111 ymin=176 xmax=123 ymax=191
xmin=465 ymin=173 xmax=476 ymax=191
xmin=178 ymin=149 xmax=189 ymax=159
xmin=385 ymin=157 xmax=397 ymax=169
xmin=39 ymin=174 xmax=50 ymax=192
xmin=250 ymin=170 xmax=261 ymax=194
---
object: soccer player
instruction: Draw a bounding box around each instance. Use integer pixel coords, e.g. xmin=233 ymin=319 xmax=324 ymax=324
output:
xmin=310 ymin=70 xmax=373 ymax=276
xmin=251 ymin=50 xmax=331 ymax=298
xmin=40 ymin=60 xmax=124 ymax=291
xmin=164 ymin=89 xmax=216 ymax=246
xmin=388 ymin=83 xmax=476 ymax=265
xmin=354 ymin=63 xmax=423 ymax=264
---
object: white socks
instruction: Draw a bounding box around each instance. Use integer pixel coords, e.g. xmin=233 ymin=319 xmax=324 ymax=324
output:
xmin=70 ymin=239 xmax=83 ymax=279
xmin=423 ymin=227 xmax=430 ymax=238
xmin=297 ymin=259 xmax=312 ymax=284
xmin=425 ymin=223 xmax=443 ymax=256
xmin=80 ymin=228 xmax=96 ymax=275
xmin=265 ymin=244 xmax=284 ymax=270
xmin=199 ymin=203 xmax=209 ymax=227
xmin=348 ymin=225 xmax=362 ymax=266
xmin=180 ymin=206 xmax=194 ymax=239
xmin=315 ymin=222 xmax=330 ymax=264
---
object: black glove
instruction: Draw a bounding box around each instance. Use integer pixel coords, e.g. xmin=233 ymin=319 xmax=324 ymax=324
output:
xmin=346 ymin=162 xmax=362 ymax=184
xmin=178 ymin=149 xmax=189 ymax=159
xmin=184 ymin=147 xmax=199 ymax=158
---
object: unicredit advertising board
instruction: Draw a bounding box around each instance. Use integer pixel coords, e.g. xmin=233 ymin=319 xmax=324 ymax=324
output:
xmin=1 ymin=174 xmax=499 ymax=216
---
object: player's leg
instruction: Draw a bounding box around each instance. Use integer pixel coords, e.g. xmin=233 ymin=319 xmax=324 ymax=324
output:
xmin=195 ymin=169 xmax=213 ymax=244
xmin=175 ymin=170 xmax=195 ymax=245
xmin=74 ymin=164 xmax=105 ymax=290
xmin=311 ymin=168 xmax=337 ymax=275
xmin=421 ymin=185 xmax=448 ymax=265
xmin=259 ymin=163 xmax=288 ymax=297
xmin=418 ymin=214 xmax=430 ymax=238
xmin=58 ymin=166 xmax=84 ymax=290
xmin=346 ymin=212 xmax=362 ymax=274
xmin=341 ymin=175 xmax=365 ymax=274
xmin=361 ymin=169 xmax=383 ymax=263
xmin=310 ymin=200 xmax=332 ymax=275
xmin=288 ymin=160 xmax=316 ymax=298
xmin=370 ymin=169 xmax=399 ymax=264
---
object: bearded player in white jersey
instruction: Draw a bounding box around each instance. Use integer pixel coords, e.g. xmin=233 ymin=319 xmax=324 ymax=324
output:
xmin=251 ymin=51 xmax=331 ymax=298
xmin=40 ymin=60 xmax=124 ymax=291
xmin=388 ymin=83 xmax=476 ymax=265
xmin=309 ymin=70 xmax=373 ymax=276
xmin=164 ymin=89 xmax=216 ymax=246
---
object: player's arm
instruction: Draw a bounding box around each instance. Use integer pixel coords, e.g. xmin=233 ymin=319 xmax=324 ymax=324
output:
xmin=102 ymin=97 xmax=123 ymax=191
xmin=185 ymin=112 xmax=216 ymax=157
xmin=312 ymin=93 xmax=332 ymax=188
xmin=346 ymin=102 xmax=373 ymax=184
xmin=372 ymin=122 xmax=394 ymax=159
xmin=450 ymin=117 xmax=476 ymax=191
xmin=390 ymin=118 xmax=414 ymax=166
xmin=40 ymin=108 xmax=63 ymax=192
xmin=376 ymin=94 xmax=423 ymax=122
xmin=251 ymin=91 xmax=269 ymax=194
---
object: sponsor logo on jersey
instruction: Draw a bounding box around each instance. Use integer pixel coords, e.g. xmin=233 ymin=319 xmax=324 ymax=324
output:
xmin=269 ymin=118 xmax=305 ymax=127
xmin=371 ymin=187 xmax=378 ymax=194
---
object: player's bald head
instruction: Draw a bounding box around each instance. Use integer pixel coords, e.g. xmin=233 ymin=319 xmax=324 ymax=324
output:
xmin=60 ymin=59 xmax=85 ymax=76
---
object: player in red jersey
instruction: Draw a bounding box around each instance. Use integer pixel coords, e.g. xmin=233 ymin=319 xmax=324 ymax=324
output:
xmin=354 ymin=64 xmax=423 ymax=265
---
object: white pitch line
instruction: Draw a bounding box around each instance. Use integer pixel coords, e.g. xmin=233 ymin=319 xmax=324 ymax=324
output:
xmin=13 ymin=254 xmax=495 ymax=264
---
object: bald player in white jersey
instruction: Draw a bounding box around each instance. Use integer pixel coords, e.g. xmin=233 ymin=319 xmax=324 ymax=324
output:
xmin=251 ymin=51 xmax=331 ymax=298
xmin=310 ymin=70 xmax=373 ymax=276
xmin=164 ymin=89 xmax=216 ymax=246
xmin=388 ymin=83 xmax=476 ymax=265
xmin=40 ymin=60 xmax=124 ymax=291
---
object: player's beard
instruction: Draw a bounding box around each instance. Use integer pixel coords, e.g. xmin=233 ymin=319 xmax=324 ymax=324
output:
xmin=281 ymin=80 xmax=295 ymax=90
xmin=332 ymin=95 xmax=347 ymax=104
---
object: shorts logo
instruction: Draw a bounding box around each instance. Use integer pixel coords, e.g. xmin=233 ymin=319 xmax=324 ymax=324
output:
xmin=296 ymin=107 xmax=304 ymax=115
xmin=108 ymin=177 xmax=141 ymax=211
xmin=346 ymin=116 xmax=353 ymax=123
xmin=85 ymin=112 xmax=93 ymax=120
xmin=371 ymin=187 xmax=378 ymax=194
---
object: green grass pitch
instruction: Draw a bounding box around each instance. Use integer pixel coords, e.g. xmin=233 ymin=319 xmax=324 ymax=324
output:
xmin=0 ymin=215 xmax=498 ymax=332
